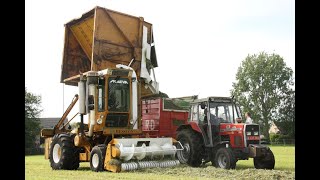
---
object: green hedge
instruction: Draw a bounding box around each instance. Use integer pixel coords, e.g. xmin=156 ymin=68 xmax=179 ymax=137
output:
xmin=270 ymin=133 xmax=292 ymax=143
xmin=25 ymin=148 xmax=44 ymax=155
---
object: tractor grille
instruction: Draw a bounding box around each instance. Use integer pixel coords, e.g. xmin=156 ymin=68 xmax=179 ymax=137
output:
xmin=234 ymin=136 xmax=242 ymax=146
xmin=105 ymin=113 xmax=128 ymax=127
xmin=247 ymin=140 xmax=259 ymax=146
xmin=245 ymin=124 xmax=260 ymax=146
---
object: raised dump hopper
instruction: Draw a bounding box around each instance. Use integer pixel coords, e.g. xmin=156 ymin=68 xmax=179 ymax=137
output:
xmin=61 ymin=6 xmax=158 ymax=97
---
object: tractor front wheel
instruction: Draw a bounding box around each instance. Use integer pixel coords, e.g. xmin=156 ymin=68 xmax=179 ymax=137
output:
xmin=214 ymin=147 xmax=236 ymax=169
xmin=90 ymin=145 xmax=107 ymax=172
xmin=49 ymin=134 xmax=79 ymax=170
xmin=254 ymin=148 xmax=275 ymax=169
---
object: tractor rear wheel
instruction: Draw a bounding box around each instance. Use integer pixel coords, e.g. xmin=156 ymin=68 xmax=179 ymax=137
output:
xmin=254 ymin=148 xmax=275 ymax=169
xmin=90 ymin=144 xmax=107 ymax=172
xmin=176 ymin=129 xmax=204 ymax=167
xmin=50 ymin=134 xmax=79 ymax=170
xmin=214 ymin=147 xmax=236 ymax=169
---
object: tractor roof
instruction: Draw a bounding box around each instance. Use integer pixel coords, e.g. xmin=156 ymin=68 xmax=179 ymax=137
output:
xmin=191 ymin=96 xmax=232 ymax=104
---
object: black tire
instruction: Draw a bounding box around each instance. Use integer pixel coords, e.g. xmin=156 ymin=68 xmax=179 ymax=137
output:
xmin=50 ymin=134 xmax=80 ymax=170
xmin=214 ymin=147 xmax=236 ymax=169
xmin=254 ymin=149 xmax=275 ymax=169
xmin=176 ymin=129 xmax=204 ymax=167
xmin=90 ymin=145 xmax=107 ymax=172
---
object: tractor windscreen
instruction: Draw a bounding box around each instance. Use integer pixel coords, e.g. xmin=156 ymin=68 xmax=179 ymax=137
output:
xmin=108 ymin=77 xmax=130 ymax=112
xmin=209 ymin=102 xmax=241 ymax=123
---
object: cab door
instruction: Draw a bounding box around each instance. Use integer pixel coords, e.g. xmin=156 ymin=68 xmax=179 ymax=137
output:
xmin=196 ymin=104 xmax=212 ymax=146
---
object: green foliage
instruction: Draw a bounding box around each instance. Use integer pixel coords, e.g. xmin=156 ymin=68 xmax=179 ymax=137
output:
xmin=277 ymin=134 xmax=291 ymax=141
xmin=174 ymin=100 xmax=191 ymax=110
xmin=270 ymin=133 xmax=292 ymax=143
xmin=159 ymin=91 xmax=169 ymax=98
xmin=231 ymin=52 xmax=294 ymax=140
xmin=25 ymin=87 xmax=42 ymax=149
xmin=269 ymin=133 xmax=281 ymax=142
xmin=145 ymin=91 xmax=169 ymax=98
xmin=275 ymin=90 xmax=295 ymax=137
xmin=164 ymin=99 xmax=190 ymax=110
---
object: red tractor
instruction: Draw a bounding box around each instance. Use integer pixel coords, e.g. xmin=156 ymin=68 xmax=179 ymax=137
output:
xmin=176 ymin=96 xmax=275 ymax=169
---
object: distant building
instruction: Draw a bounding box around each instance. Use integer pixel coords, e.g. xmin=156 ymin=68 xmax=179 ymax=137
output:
xmin=269 ymin=122 xmax=280 ymax=134
xmin=35 ymin=117 xmax=68 ymax=147
xmin=40 ymin=117 xmax=67 ymax=129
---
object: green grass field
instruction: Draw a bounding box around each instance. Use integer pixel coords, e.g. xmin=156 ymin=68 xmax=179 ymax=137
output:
xmin=25 ymin=145 xmax=295 ymax=180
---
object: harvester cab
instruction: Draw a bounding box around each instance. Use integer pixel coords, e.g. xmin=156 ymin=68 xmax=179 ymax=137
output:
xmin=176 ymin=96 xmax=275 ymax=170
xmin=41 ymin=66 xmax=181 ymax=172
xmin=40 ymin=6 xmax=182 ymax=172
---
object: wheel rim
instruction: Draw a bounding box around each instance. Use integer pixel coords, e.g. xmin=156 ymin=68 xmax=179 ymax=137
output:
xmin=92 ymin=153 xmax=99 ymax=168
xmin=217 ymin=153 xmax=227 ymax=168
xmin=53 ymin=144 xmax=61 ymax=163
xmin=178 ymin=138 xmax=191 ymax=162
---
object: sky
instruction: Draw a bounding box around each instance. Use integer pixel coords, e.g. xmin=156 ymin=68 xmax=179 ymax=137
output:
xmin=25 ymin=0 xmax=295 ymax=118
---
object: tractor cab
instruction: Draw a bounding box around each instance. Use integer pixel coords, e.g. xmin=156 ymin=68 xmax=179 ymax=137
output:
xmin=189 ymin=97 xmax=242 ymax=147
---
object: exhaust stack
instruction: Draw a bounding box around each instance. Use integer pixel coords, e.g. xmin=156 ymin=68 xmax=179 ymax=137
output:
xmin=86 ymin=72 xmax=98 ymax=137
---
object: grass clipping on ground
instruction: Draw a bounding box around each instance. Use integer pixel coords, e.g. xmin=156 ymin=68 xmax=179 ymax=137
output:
xmin=26 ymin=156 xmax=295 ymax=180
xmin=26 ymin=146 xmax=295 ymax=180
xmin=127 ymin=164 xmax=295 ymax=180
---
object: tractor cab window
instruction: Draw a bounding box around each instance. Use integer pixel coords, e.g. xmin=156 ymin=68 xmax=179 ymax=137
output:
xmin=198 ymin=104 xmax=207 ymax=123
xmin=98 ymin=78 xmax=105 ymax=112
xmin=191 ymin=105 xmax=198 ymax=121
xmin=217 ymin=106 xmax=227 ymax=121
xmin=230 ymin=104 xmax=242 ymax=123
xmin=209 ymin=103 xmax=234 ymax=124
xmin=235 ymin=104 xmax=242 ymax=119
xmin=208 ymin=105 xmax=219 ymax=125
xmin=108 ymin=77 xmax=130 ymax=112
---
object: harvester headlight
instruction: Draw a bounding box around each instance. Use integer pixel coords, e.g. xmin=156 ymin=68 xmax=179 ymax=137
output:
xmin=246 ymin=131 xmax=252 ymax=136
xmin=97 ymin=115 xmax=104 ymax=125
xmin=254 ymin=131 xmax=259 ymax=136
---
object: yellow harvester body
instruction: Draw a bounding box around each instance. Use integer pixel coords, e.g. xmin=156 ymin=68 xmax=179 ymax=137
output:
xmin=41 ymin=6 xmax=181 ymax=172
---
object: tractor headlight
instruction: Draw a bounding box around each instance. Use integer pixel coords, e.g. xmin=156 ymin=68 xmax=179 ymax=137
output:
xmin=246 ymin=131 xmax=251 ymax=136
xmin=254 ymin=131 xmax=259 ymax=136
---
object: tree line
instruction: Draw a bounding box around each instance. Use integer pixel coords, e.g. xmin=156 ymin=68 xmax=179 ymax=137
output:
xmin=231 ymin=52 xmax=294 ymax=140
